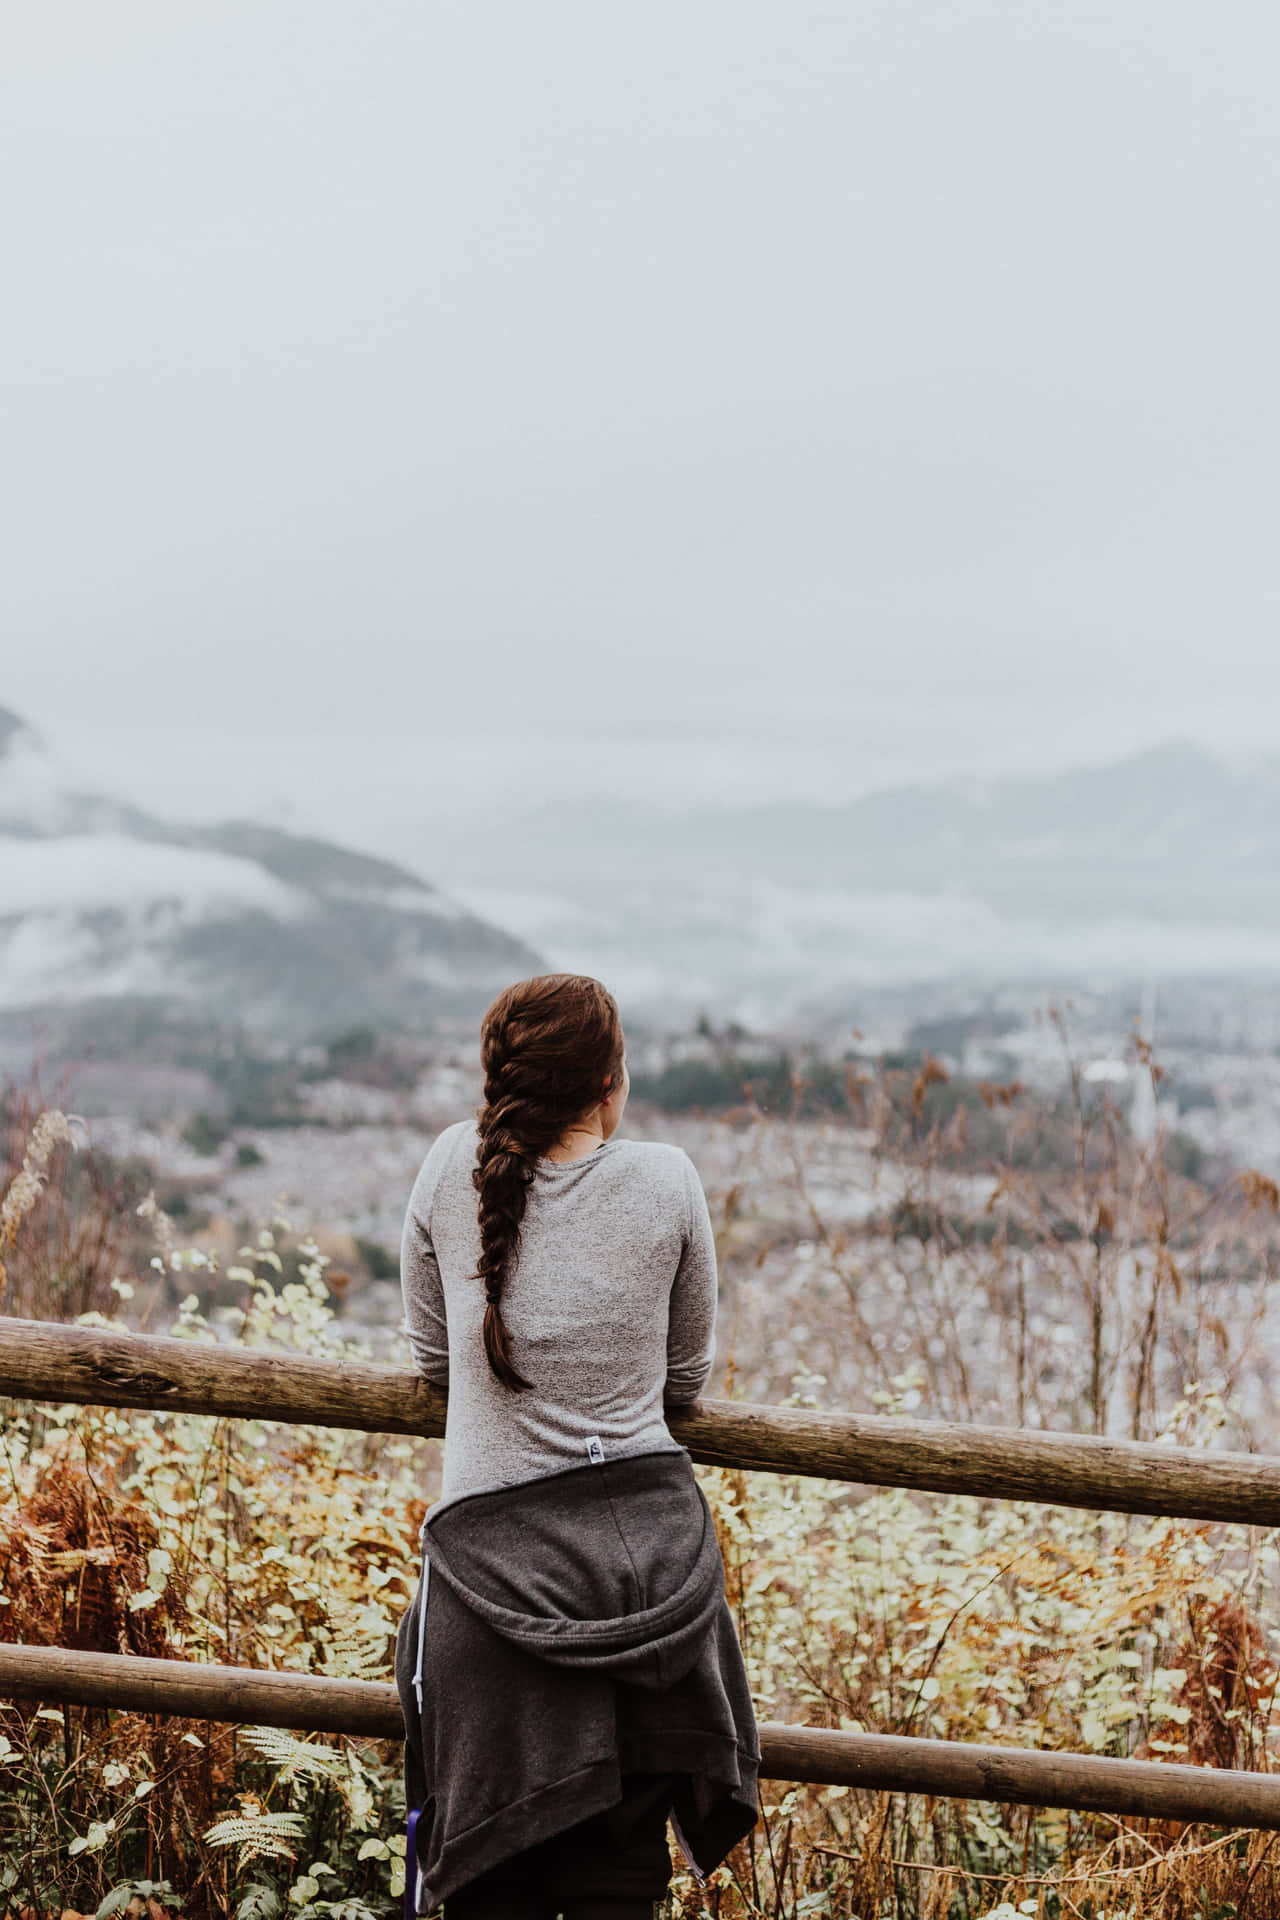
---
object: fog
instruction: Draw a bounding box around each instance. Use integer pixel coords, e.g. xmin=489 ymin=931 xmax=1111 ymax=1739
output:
xmin=3 ymin=0 xmax=1279 ymax=836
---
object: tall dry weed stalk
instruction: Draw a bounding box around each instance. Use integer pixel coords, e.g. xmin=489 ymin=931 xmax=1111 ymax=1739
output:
xmin=0 ymin=1086 xmax=146 ymax=1322
xmin=708 ymin=1015 xmax=1280 ymax=1453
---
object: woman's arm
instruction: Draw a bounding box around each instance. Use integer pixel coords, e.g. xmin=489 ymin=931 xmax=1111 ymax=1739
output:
xmin=400 ymin=1146 xmax=454 ymax=1387
xmin=664 ymin=1155 xmax=718 ymax=1406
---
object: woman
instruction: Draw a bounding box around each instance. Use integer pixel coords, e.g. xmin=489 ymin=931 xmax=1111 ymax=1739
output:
xmin=395 ymin=973 xmax=759 ymax=1920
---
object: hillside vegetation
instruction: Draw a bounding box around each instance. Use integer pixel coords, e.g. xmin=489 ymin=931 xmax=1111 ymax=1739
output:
xmin=0 ymin=704 xmax=540 ymax=1038
xmin=3 ymin=1049 xmax=1280 ymax=1918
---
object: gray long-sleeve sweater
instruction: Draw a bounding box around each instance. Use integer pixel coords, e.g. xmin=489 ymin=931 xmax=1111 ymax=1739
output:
xmin=399 ymin=1118 xmax=719 ymax=1505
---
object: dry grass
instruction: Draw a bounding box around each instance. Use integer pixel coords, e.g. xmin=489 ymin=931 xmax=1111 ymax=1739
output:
xmin=3 ymin=1026 xmax=1280 ymax=1917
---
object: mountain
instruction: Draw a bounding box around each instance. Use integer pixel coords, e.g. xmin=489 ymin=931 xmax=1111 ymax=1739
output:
xmin=0 ymin=706 xmax=540 ymax=1035
xmin=704 ymin=742 xmax=1280 ymax=925
xmin=443 ymin=742 xmax=1280 ymax=925
xmin=426 ymin=742 xmax=1280 ymax=1019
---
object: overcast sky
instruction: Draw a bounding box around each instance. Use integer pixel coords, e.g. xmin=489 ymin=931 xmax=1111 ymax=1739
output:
xmin=4 ymin=1 xmax=1279 ymax=832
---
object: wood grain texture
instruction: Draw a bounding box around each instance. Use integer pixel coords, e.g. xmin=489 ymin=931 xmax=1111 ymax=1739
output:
xmin=2 ymin=1316 xmax=1278 ymax=1522
xmin=755 ymin=1721 xmax=1280 ymax=1826
xmin=0 ymin=1640 xmax=400 ymax=1738
xmin=4 ymin=1644 xmax=1280 ymax=1827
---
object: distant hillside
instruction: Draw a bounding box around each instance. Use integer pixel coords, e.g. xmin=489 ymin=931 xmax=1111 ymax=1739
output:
xmin=450 ymin=742 xmax=1280 ymax=925
xmin=428 ymin=742 xmax=1280 ymax=1018
xmin=0 ymin=705 xmax=540 ymax=1036
xmin=709 ymin=742 xmax=1280 ymax=924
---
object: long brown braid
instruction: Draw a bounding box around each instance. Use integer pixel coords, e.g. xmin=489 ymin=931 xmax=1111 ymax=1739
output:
xmin=473 ymin=974 xmax=624 ymax=1390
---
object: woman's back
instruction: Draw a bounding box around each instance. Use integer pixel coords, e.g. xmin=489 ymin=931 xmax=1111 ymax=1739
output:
xmin=401 ymin=1116 xmax=718 ymax=1505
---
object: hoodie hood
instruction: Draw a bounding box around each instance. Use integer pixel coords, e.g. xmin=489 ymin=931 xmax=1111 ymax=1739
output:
xmin=422 ymin=1448 xmax=723 ymax=1691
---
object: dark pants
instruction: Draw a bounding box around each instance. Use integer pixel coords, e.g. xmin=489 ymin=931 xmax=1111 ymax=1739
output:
xmin=444 ymin=1773 xmax=676 ymax=1920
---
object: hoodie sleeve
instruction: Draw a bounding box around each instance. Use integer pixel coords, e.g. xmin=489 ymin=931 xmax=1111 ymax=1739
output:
xmin=400 ymin=1129 xmax=459 ymax=1387
xmin=664 ymin=1153 xmax=718 ymax=1406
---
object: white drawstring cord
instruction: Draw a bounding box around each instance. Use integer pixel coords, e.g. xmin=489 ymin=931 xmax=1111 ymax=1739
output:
xmin=409 ymin=1520 xmax=430 ymax=1918
xmin=413 ymin=1519 xmax=429 ymax=1716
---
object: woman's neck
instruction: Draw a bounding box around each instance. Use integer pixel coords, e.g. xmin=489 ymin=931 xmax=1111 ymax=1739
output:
xmin=542 ymin=1119 xmax=605 ymax=1164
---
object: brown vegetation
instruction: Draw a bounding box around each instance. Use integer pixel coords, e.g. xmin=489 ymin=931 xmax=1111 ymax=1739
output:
xmin=3 ymin=1024 xmax=1280 ymax=1917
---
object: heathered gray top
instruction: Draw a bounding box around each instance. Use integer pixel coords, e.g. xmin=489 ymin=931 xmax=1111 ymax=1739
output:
xmin=399 ymin=1118 xmax=718 ymax=1505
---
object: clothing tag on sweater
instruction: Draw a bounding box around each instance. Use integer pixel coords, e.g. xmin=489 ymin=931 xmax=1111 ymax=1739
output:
xmin=585 ymin=1435 xmax=605 ymax=1465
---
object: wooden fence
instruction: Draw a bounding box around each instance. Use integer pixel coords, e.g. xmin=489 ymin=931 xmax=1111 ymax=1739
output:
xmin=4 ymin=1316 xmax=1280 ymax=1830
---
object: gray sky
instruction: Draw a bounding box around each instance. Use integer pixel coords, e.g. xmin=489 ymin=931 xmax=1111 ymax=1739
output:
xmin=4 ymin=1 xmax=1279 ymax=832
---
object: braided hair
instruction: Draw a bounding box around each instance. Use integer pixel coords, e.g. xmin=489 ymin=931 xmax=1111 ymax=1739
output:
xmin=473 ymin=974 xmax=624 ymax=1391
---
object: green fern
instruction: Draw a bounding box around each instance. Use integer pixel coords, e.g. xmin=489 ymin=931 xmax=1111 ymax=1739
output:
xmin=235 ymin=1884 xmax=284 ymax=1920
xmin=239 ymin=1726 xmax=349 ymax=1781
xmin=319 ymin=1599 xmax=394 ymax=1681
xmin=203 ymin=1809 xmax=306 ymax=1864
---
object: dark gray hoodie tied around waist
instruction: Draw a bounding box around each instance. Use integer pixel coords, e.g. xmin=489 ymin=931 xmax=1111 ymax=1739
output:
xmin=395 ymin=1446 xmax=760 ymax=1913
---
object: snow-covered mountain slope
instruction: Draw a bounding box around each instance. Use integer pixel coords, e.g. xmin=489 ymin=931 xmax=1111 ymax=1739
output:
xmin=0 ymin=707 xmax=539 ymax=1032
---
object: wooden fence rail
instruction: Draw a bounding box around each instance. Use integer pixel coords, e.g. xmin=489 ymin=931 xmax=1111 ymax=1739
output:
xmin=3 ymin=1316 xmax=1280 ymax=1524
xmin=4 ymin=1642 xmax=1280 ymax=1831
xmin=6 ymin=1317 xmax=1280 ymax=1831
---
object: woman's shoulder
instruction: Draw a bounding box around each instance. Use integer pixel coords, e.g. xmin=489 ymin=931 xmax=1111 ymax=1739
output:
xmin=408 ymin=1117 xmax=477 ymax=1209
xmin=425 ymin=1115 xmax=478 ymax=1165
xmin=609 ymin=1135 xmax=700 ymax=1190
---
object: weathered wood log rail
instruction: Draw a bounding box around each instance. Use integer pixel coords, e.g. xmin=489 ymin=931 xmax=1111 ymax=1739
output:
xmin=3 ymin=1315 xmax=1280 ymax=1525
xmin=5 ymin=1644 xmax=1280 ymax=1831
xmin=5 ymin=1315 xmax=1280 ymax=1830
